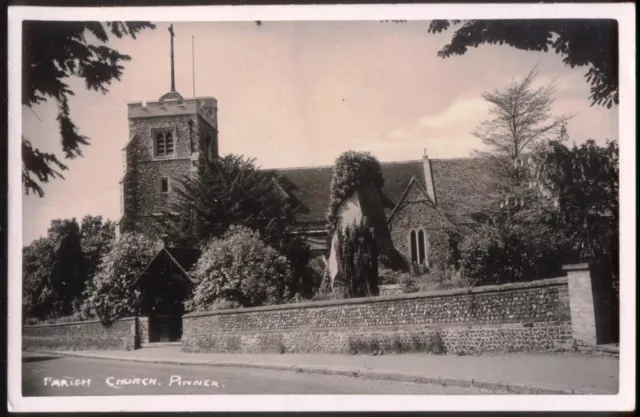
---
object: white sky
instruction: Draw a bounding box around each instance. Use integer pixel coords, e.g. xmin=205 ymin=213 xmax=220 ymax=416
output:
xmin=22 ymin=20 xmax=619 ymax=244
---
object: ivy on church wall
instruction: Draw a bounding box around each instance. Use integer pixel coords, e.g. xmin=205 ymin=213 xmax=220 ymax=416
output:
xmin=331 ymin=217 xmax=379 ymax=299
xmin=122 ymin=115 xmax=200 ymax=237
xmin=326 ymin=151 xmax=384 ymax=234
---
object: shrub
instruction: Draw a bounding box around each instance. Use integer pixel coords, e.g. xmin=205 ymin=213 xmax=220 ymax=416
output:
xmin=386 ymin=268 xmax=464 ymax=294
xmin=331 ymin=217 xmax=379 ymax=298
xmin=378 ymin=245 xmax=409 ymax=272
xmin=279 ymin=238 xmax=320 ymax=299
xmin=426 ymin=225 xmax=463 ymax=272
xmin=306 ymin=256 xmax=327 ymax=292
xmin=459 ymin=216 xmax=569 ymax=286
xmin=379 ymin=268 xmax=401 ymax=285
xmin=400 ymin=274 xmax=419 ymax=294
xmin=82 ymin=233 xmax=161 ymax=325
xmin=186 ymin=226 xmax=292 ymax=312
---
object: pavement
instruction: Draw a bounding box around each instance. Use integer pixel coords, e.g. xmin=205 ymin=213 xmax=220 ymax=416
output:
xmin=24 ymin=347 xmax=619 ymax=395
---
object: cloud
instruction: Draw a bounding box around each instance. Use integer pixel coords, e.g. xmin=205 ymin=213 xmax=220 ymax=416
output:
xmin=417 ymin=97 xmax=490 ymax=130
xmin=387 ymin=128 xmax=410 ymax=139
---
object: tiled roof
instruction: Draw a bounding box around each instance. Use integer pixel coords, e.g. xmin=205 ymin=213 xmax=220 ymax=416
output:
xmin=265 ymin=166 xmax=333 ymax=224
xmin=378 ymin=160 xmax=427 ymax=211
xmin=138 ymin=247 xmax=201 ymax=284
xmin=266 ymin=158 xmax=499 ymax=226
xmin=430 ymin=158 xmax=503 ymax=216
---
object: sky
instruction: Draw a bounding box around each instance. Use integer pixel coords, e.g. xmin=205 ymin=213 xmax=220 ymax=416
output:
xmin=21 ymin=20 xmax=619 ymax=244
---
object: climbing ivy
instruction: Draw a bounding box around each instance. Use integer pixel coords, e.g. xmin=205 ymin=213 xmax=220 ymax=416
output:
xmin=326 ymin=151 xmax=384 ymax=234
xmin=332 ymin=217 xmax=379 ymax=298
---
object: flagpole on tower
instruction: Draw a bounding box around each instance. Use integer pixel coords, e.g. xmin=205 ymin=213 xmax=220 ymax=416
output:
xmin=169 ymin=24 xmax=176 ymax=92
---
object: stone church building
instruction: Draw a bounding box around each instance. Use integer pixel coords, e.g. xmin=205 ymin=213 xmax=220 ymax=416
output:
xmin=117 ymin=86 xmax=502 ymax=269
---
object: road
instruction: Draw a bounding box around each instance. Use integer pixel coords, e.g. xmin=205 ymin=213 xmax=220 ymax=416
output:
xmin=22 ymin=355 xmax=490 ymax=396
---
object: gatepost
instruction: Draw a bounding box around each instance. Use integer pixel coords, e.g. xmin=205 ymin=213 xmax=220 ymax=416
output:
xmin=564 ymin=263 xmax=613 ymax=345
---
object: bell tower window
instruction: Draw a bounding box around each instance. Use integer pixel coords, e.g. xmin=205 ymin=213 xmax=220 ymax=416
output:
xmin=154 ymin=129 xmax=175 ymax=157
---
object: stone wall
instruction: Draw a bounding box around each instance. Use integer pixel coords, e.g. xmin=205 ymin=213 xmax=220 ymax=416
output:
xmin=137 ymin=316 xmax=150 ymax=345
xmin=23 ymin=317 xmax=140 ymax=351
xmin=182 ymin=277 xmax=572 ymax=354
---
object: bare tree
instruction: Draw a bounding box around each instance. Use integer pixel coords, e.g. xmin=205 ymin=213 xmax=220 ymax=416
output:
xmin=473 ymin=67 xmax=572 ymax=188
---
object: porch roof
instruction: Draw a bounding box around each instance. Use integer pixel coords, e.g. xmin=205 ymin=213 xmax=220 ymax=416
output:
xmin=137 ymin=247 xmax=201 ymax=284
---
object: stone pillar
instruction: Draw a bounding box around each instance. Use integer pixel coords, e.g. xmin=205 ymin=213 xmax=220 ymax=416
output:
xmin=564 ymin=263 xmax=612 ymax=345
xmin=131 ymin=317 xmax=141 ymax=350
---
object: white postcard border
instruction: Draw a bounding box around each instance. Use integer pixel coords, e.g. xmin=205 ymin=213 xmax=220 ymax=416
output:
xmin=7 ymin=3 xmax=636 ymax=412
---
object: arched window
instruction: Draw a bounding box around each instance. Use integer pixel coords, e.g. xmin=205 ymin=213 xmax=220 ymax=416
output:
xmin=410 ymin=230 xmax=417 ymax=264
xmin=409 ymin=228 xmax=428 ymax=266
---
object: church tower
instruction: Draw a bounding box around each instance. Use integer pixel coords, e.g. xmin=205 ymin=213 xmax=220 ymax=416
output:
xmin=117 ymin=24 xmax=218 ymax=238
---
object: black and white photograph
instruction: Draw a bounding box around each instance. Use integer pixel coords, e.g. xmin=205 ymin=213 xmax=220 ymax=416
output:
xmin=7 ymin=3 xmax=636 ymax=412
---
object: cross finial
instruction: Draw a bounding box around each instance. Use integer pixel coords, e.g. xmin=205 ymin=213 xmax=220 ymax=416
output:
xmin=169 ymin=24 xmax=175 ymax=92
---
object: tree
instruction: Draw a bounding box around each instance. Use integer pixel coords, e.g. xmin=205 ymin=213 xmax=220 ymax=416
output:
xmin=186 ymin=226 xmax=292 ymax=312
xmin=428 ymin=19 xmax=619 ymax=108
xmin=23 ymin=21 xmax=155 ymax=197
xmin=159 ymin=154 xmax=294 ymax=247
xmin=79 ymin=215 xmax=116 ymax=281
xmin=22 ymin=238 xmax=58 ymax=320
xmin=537 ymin=138 xmax=619 ymax=342
xmin=22 ymin=218 xmax=89 ymax=319
xmin=472 ymin=68 xmax=571 ymax=189
xmin=160 ymin=154 xmax=321 ymax=299
xmin=82 ymin=232 xmax=161 ymax=324
xmin=46 ymin=218 xmax=86 ymax=315
xmin=536 ymin=139 xmax=618 ymax=263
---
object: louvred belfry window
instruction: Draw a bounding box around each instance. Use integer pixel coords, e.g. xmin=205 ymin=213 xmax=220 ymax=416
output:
xmin=155 ymin=130 xmax=175 ymax=157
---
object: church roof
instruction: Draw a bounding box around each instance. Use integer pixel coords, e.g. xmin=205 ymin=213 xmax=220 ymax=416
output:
xmin=267 ymin=157 xmax=500 ymax=226
xmin=430 ymin=157 xmax=504 ymax=217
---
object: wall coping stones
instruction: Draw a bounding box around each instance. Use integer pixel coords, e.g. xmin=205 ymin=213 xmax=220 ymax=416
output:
xmin=24 ymin=316 xmax=137 ymax=329
xmin=562 ymin=263 xmax=590 ymax=272
xmin=183 ymin=277 xmax=569 ymax=319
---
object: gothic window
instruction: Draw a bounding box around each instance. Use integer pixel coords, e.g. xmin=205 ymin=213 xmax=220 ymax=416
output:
xmin=418 ymin=229 xmax=426 ymax=264
xmin=409 ymin=228 xmax=428 ymax=266
xmin=154 ymin=130 xmax=175 ymax=157
xmin=410 ymin=230 xmax=418 ymax=264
